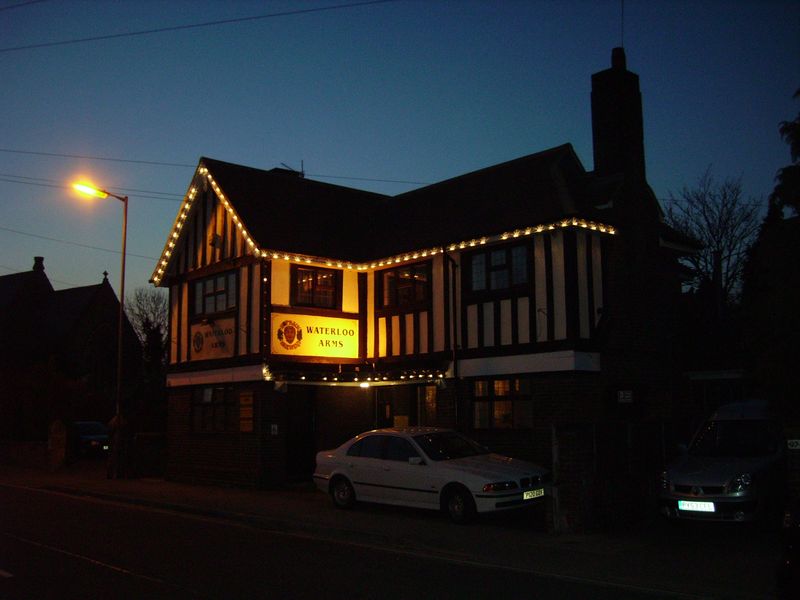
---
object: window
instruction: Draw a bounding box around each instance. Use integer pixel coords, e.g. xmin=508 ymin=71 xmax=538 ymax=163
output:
xmin=385 ymin=437 xmax=420 ymax=462
xmin=347 ymin=435 xmax=385 ymax=458
xmin=472 ymin=378 xmax=533 ymax=429
xmin=190 ymin=386 xmax=237 ymax=432
xmin=193 ymin=272 xmax=237 ymax=317
xmin=468 ymin=245 xmax=528 ymax=293
xmin=380 ymin=263 xmax=431 ymax=309
xmin=292 ymin=266 xmax=339 ymax=309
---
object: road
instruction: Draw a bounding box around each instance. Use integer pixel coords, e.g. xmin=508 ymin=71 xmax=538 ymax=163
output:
xmin=0 ymin=484 xmax=706 ymax=600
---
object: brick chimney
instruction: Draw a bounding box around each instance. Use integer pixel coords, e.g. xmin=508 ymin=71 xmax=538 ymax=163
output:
xmin=591 ymin=47 xmax=646 ymax=180
xmin=33 ymin=256 xmax=45 ymax=272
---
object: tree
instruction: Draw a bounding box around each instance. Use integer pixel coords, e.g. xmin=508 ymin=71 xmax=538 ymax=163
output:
xmin=665 ymin=168 xmax=762 ymax=304
xmin=126 ymin=287 xmax=168 ymax=366
xmin=772 ymin=88 xmax=800 ymax=215
xmin=125 ymin=287 xmax=168 ymax=433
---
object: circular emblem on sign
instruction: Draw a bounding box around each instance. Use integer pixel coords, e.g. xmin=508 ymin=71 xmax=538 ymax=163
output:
xmin=277 ymin=320 xmax=302 ymax=351
xmin=192 ymin=331 xmax=204 ymax=353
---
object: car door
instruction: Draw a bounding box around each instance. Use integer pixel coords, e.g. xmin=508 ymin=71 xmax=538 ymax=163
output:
xmin=377 ymin=436 xmax=440 ymax=508
xmin=345 ymin=434 xmax=388 ymax=503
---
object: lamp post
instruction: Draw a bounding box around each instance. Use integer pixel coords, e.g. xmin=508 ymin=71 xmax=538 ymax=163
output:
xmin=73 ymin=183 xmax=129 ymax=478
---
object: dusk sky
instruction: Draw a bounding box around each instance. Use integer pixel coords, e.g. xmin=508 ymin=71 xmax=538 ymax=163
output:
xmin=1 ymin=0 xmax=797 ymax=297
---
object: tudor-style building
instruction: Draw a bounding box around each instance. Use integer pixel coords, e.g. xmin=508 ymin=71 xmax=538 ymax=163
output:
xmin=152 ymin=48 xmax=694 ymax=527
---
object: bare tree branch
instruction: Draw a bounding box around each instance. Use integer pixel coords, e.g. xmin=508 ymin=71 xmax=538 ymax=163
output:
xmin=666 ymin=167 xmax=763 ymax=301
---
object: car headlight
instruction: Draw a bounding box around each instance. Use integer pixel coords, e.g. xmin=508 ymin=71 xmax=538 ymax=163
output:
xmin=728 ymin=473 xmax=752 ymax=493
xmin=482 ymin=481 xmax=519 ymax=493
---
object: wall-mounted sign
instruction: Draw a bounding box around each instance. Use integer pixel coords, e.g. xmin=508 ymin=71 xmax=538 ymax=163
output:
xmin=190 ymin=317 xmax=235 ymax=361
xmin=271 ymin=312 xmax=359 ymax=359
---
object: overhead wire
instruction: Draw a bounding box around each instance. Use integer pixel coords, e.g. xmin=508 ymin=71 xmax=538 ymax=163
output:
xmin=0 ymin=226 xmax=158 ymax=261
xmin=0 ymin=0 xmax=398 ymax=53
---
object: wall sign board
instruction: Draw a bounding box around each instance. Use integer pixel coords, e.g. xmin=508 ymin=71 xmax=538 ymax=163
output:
xmin=271 ymin=312 xmax=359 ymax=359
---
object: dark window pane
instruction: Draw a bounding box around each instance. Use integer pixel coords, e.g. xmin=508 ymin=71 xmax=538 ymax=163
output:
xmin=204 ymin=295 xmax=215 ymax=314
xmin=194 ymin=282 xmax=203 ymax=315
xmin=490 ymin=249 xmax=506 ymax=266
xmin=358 ymin=435 xmax=385 ymax=459
xmin=490 ymin=269 xmax=509 ymax=290
xmin=386 ymin=437 xmax=418 ymax=462
xmin=511 ymin=246 xmax=528 ymax=284
xmin=471 ymin=255 xmax=486 ymax=291
xmin=227 ymin=273 xmax=237 ymax=308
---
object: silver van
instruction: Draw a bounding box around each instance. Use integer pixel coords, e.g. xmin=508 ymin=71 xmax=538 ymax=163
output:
xmin=659 ymin=401 xmax=785 ymax=522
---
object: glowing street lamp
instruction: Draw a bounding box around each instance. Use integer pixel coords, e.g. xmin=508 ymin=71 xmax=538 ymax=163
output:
xmin=72 ymin=182 xmax=129 ymax=478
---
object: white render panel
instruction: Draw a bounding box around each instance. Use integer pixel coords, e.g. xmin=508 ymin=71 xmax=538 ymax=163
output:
xmin=592 ymin=232 xmax=603 ymax=326
xmin=180 ymin=282 xmax=189 ymax=361
xmin=367 ymin=272 xmax=375 ymax=359
xmin=419 ymin=311 xmax=429 ymax=354
xmin=482 ymin=302 xmax=494 ymax=347
xmin=170 ymin=284 xmax=180 ymax=363
xmin=577 ymin=231 xmax=590 ymax=339
xmin=238 ymin=266 xmax=249 ymax=355
xmin=467 ymin=304 xmax=478 ymax=349
xmin=432 ymin=255 xmax=445 ymax=352
xmin=458 ymin=351 xmax=601 ymax=377
xmin=500 ymin=299 xmax=512 ymax=346
xmin=534 ymin=236 xmax=547 ymax=342
xmin=250 ymin=263 xmax=260 ymax=354
xmin=167 ymin=364 xmax=264 ymax=387
xmin=517 ymin=297 xmax=530 ymax=344
xmin=391 ymin=315 xmax=401 ymax=356
xmin=271 ymin=260 xmax=290 ymax=306
xmin=551 ymin=230 xmax=567 ymax=340
xmin=342 ymin=270 xmax=359 ymax=314
xmin=405 ymin=313 xmax=414 ymax=355
xmin=378 ymin=317 xmax=387 ymax=358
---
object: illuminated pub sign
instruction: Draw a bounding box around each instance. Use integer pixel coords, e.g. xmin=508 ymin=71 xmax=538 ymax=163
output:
xmin=190 ymin=317 xmax=236 ymax=361
xmin=271 ymin=313 xmax=359 ymax=359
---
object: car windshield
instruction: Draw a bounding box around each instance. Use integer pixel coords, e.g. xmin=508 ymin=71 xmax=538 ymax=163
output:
xmin=76 ymin=422 xmax=108 ymax=436
xmin=413 ymin=431 xmax=489 ymax=461
xmin=689 ymin=419 xmax=778 ymax=458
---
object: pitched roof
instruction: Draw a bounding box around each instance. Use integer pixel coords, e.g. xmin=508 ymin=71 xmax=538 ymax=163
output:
xmin=201 ymin=157 xmax=391 ymax=263
xmin=196 ymin=144 xmax=600 ymax=265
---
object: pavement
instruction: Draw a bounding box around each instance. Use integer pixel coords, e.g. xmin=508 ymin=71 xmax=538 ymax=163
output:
xmin=0 ymin=459 xmax=786 ymax=599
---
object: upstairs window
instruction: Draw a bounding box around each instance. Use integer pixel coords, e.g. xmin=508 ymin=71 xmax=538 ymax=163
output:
xmin=292 ymin=266 xmax=339 ymax=309
xmin=193 ymin=272 xmax=237 ymax=317
xmin=380 ymin=263 xmax=431 ymax=309
xmin=469 ymin=245 xmax=528 ymax=292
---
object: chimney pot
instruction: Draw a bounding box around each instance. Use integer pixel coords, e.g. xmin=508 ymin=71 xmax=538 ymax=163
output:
xmin=611 ymin=47 xmax=627 ymax=70
xmin=33 ymin=256 xmax=44 ymax=272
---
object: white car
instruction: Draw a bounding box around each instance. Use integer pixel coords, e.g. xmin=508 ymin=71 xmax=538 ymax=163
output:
xmin=313 ymin=428 xmax=549 ymax=523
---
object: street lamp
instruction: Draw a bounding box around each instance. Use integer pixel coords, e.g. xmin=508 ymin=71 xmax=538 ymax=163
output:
xmin=72 ymin=182 xmax=129 ymax=478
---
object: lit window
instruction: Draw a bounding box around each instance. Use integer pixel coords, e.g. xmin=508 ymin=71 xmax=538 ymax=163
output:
xmin=379 ymin=262 xmax=431 ymax=309
xmin=472 ymin=378 xmax=533 ymax=430
xmin=292 ymin=266 xmax=339 ymax=309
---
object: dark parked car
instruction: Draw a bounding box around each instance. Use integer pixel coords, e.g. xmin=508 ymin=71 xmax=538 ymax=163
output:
xmin=74 ymin=421 xmax=110 ymax=457
xmin=659 ymin=401 xmax=785 ymax=522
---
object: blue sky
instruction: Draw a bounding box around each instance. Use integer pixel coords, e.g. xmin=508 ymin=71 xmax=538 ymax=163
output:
xmin=0 ymin=0 xmax=797 ymax=295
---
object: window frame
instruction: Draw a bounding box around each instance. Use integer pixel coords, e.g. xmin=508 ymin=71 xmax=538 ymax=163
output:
xmin=191 ymin=271 xmax=238 ymax=318
xmin=377 ymin=261 xmax=432 ymax=311
xmin=290 ymin=265 xmax=342 ymax=310
xmin=189 ymin=385 xmax=238 ymax=433
xmin=465 ymin=243 xmax=530 ymax=297
xmin=471 ymin=377 xmax=534 ymax=430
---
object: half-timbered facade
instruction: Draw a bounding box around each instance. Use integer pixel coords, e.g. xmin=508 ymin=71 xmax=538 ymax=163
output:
xmin=152 ymin=48 xmax=694 ymax=527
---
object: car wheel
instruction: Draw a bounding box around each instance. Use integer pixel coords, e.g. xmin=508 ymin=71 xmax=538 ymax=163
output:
xmin=330 ymin=476 xmax=356 ymax=509
xmin=445 ymin=486 xmax=476 ymax=524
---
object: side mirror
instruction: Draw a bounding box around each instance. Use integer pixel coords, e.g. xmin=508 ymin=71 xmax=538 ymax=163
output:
xmin=409 ymin=456 xmax=424 ymax=466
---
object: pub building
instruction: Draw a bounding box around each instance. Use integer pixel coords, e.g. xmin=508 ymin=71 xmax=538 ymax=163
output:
xmin=152 ymin=49 xmax=696 ymax=528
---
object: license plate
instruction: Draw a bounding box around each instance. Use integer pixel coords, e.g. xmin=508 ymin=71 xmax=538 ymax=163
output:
xmin=678 ymin=500 xmax=715 ymax=513
xmin=524 ymin=488 xmax=544 ymax=500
